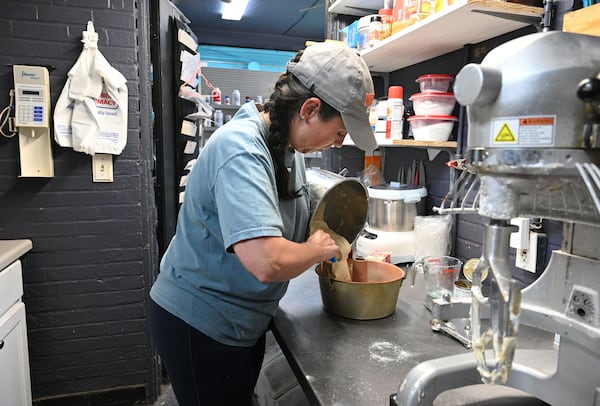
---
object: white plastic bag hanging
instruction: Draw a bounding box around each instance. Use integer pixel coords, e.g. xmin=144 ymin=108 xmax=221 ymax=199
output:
xmin=54 ymin=21 xmax=128 ymax=155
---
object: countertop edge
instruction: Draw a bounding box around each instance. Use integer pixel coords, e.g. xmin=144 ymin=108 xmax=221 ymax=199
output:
xmin=0 ymin=239 xmax=33 ymax=270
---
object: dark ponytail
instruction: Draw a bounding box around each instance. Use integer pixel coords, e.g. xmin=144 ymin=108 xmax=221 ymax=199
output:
xmin=264 ymin=50 xmax=339 ymax=199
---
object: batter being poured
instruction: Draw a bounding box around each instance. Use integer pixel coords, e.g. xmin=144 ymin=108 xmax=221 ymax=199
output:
xmin=310 ymin=203 xmax=352 ymax=282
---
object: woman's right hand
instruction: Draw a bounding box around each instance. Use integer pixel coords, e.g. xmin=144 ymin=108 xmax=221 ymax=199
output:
xmin=306 ymin=229 xmax=340 ymax=263
xmin=234 ymin=231 xmax=341 ymax=283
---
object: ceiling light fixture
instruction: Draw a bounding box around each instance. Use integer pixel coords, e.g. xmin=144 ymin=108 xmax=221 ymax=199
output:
xmin=221 ymin=0 xmax=249 ymax=21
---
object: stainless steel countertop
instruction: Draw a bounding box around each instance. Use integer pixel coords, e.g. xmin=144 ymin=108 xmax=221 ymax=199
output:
xmin=0 ymin=239 xmax=32 ymax=270
xmin=272 ymin=265 xmax=555 ymax=406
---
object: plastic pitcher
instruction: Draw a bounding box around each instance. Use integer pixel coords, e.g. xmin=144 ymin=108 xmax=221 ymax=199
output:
xmin=410 ymin=255 xmax=463 ymax=299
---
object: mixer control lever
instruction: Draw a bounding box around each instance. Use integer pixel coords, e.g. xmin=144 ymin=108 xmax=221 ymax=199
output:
xmin=577 ymin=77 xmax=600 ymax=102
xmin=577 ymin=77 xmax=600 ymax=121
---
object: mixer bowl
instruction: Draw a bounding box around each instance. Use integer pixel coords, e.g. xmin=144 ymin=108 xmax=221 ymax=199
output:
xmin=316 ymin=259 xmax=406 ymax=320
xmin=367 ymin=183 xmax=427 ymax=231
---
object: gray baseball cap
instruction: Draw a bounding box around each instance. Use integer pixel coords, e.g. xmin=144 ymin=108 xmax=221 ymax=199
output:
xmin=287 ymin=43 xmax=377 ymax=152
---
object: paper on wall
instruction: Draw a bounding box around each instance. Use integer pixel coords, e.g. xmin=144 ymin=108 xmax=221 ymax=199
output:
xmin=183 ymin=140 xmax=197 ymax=154
xmin=180 ymin=50 xmax=200 ymax=88
xmin=181 ymin=120 xmax=197 ymax=137
xmin=53 ymin=21 xmax=128 ymax=155
xmin=178 ymin=28 xmax=197 ymax=53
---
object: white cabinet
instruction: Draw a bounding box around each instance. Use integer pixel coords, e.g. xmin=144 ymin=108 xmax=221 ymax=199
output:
xmin=0 ymin=301 xmax=31 ymax=406
xmin=0 ymin=240 xmax=32 ymax=406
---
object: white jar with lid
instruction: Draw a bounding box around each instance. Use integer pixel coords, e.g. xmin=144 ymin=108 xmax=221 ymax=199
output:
xmin=357 ymin=15 xmax=371 ymax=51
xmin=368 ymin=15 xmax=382 ymax=47
xmin=232 ymin=89 xmax=241 ymax=106
xmin=214 ymin=109 xmax=223 ymax=128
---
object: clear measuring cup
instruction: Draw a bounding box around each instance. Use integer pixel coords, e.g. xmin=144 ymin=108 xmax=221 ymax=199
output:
xmin=410 ymin=255 xmax=463 ymax=299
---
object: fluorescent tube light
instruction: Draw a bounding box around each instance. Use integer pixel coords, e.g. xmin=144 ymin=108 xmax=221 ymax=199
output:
xmin=222 ymin=0 xmax=249 ymax=21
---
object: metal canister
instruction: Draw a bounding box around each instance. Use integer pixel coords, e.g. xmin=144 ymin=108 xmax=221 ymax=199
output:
xmin=366 ymin=183 xmax=427 ymax=232
xmin=306 ymin=168 xmax=368 ymax=245
xmin=462 ymin=258 xmax=488 ymax=283
xmin=453 ymin=279 xmax=472 ymax=297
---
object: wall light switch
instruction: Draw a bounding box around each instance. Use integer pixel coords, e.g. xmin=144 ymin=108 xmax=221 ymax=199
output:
xmin=92 ymin=154 xmax=114 ymax=182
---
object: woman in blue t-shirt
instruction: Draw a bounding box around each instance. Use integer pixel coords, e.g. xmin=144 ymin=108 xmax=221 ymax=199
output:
xmin=148 ymin=42 xmax=377 ymax=405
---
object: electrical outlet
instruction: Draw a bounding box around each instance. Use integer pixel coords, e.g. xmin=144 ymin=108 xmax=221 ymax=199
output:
xmin=515 ymin=231 xmax=538 ymax=273
xmin=92 ymin=154 xmax=114 ymax=182
xmin=510 ymin=217 xmax=530 ymax=249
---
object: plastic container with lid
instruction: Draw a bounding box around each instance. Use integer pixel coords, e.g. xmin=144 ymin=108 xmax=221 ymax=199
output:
xmin=378 ymin=8 xmax=393 ymax=40
xmin=339 ymin=26 xmax=349 ymax=45
xmin=416 ymin=73 xmax=454 ymax=93
xmin=347 ymin=20 xmax=359 ymax=48
xmin=232 ymin=89 xmax=241 ymax=106
xmin=214 ymin=109 xmax=224 ymax=128
xmin=357 ymin=15 xmax=371 ymax=51
xmin=410 ymin=92 xmax=456 ymax=116
xmin=408 ymin=115 xmax=457 ymax=141
xmin=368 ymin=15 xmax=383 ymax=47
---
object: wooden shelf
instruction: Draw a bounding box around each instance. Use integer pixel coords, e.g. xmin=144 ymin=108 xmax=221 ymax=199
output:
xmin=343 ymin=137 xmax=457 ymax=150
xmin=389 ymin=139 xmax=457 ymax=149
xmin=359 ymin=0 xmax=543 ymax=72
xmin=563 ymin=3 xmax=600 ymax=36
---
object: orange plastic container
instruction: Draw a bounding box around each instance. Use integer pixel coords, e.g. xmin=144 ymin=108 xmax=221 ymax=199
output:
xmin=379 ymin=8 xmax=393 ymax=40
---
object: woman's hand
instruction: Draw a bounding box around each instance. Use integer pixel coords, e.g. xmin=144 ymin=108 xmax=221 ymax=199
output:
xmin=305 ymin=229 xmax=340 ymax=262
xmin=233 ymin=231 xmax=341 ymax=283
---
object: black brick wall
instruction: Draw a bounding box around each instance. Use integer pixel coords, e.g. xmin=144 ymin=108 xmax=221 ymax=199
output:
xmin=0 ymin=0 xmax=158 ymax=403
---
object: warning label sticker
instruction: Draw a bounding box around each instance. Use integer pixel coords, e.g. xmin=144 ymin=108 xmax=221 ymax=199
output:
xmin=495 ymin=123 xmax=516 ymax=142
xmin=491 ymin=116 xmax=555 ymax=146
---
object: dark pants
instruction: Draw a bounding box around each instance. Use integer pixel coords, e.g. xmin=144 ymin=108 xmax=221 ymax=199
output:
xmin=148 ymin=297 xmax=266 ymax=406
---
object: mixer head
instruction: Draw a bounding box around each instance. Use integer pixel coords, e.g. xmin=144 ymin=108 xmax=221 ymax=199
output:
xmin=454 ymin=31 xmax=600 ymax=223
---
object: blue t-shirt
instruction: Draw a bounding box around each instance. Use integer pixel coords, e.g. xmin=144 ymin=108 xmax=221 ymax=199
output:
xmin=150 ymin=103 xmax=310 ymax=347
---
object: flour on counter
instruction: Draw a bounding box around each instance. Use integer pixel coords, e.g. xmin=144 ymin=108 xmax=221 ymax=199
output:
xmin=369 ymin=341 xmax=411 ymax=363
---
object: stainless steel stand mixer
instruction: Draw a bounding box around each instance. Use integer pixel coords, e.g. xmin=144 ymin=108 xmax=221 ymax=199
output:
xmin=394 ymin=30 xmax=600 ymax=405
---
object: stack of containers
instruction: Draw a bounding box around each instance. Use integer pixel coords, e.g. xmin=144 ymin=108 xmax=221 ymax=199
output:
xmin=408 ymin=74 xmax=457 ymax=142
